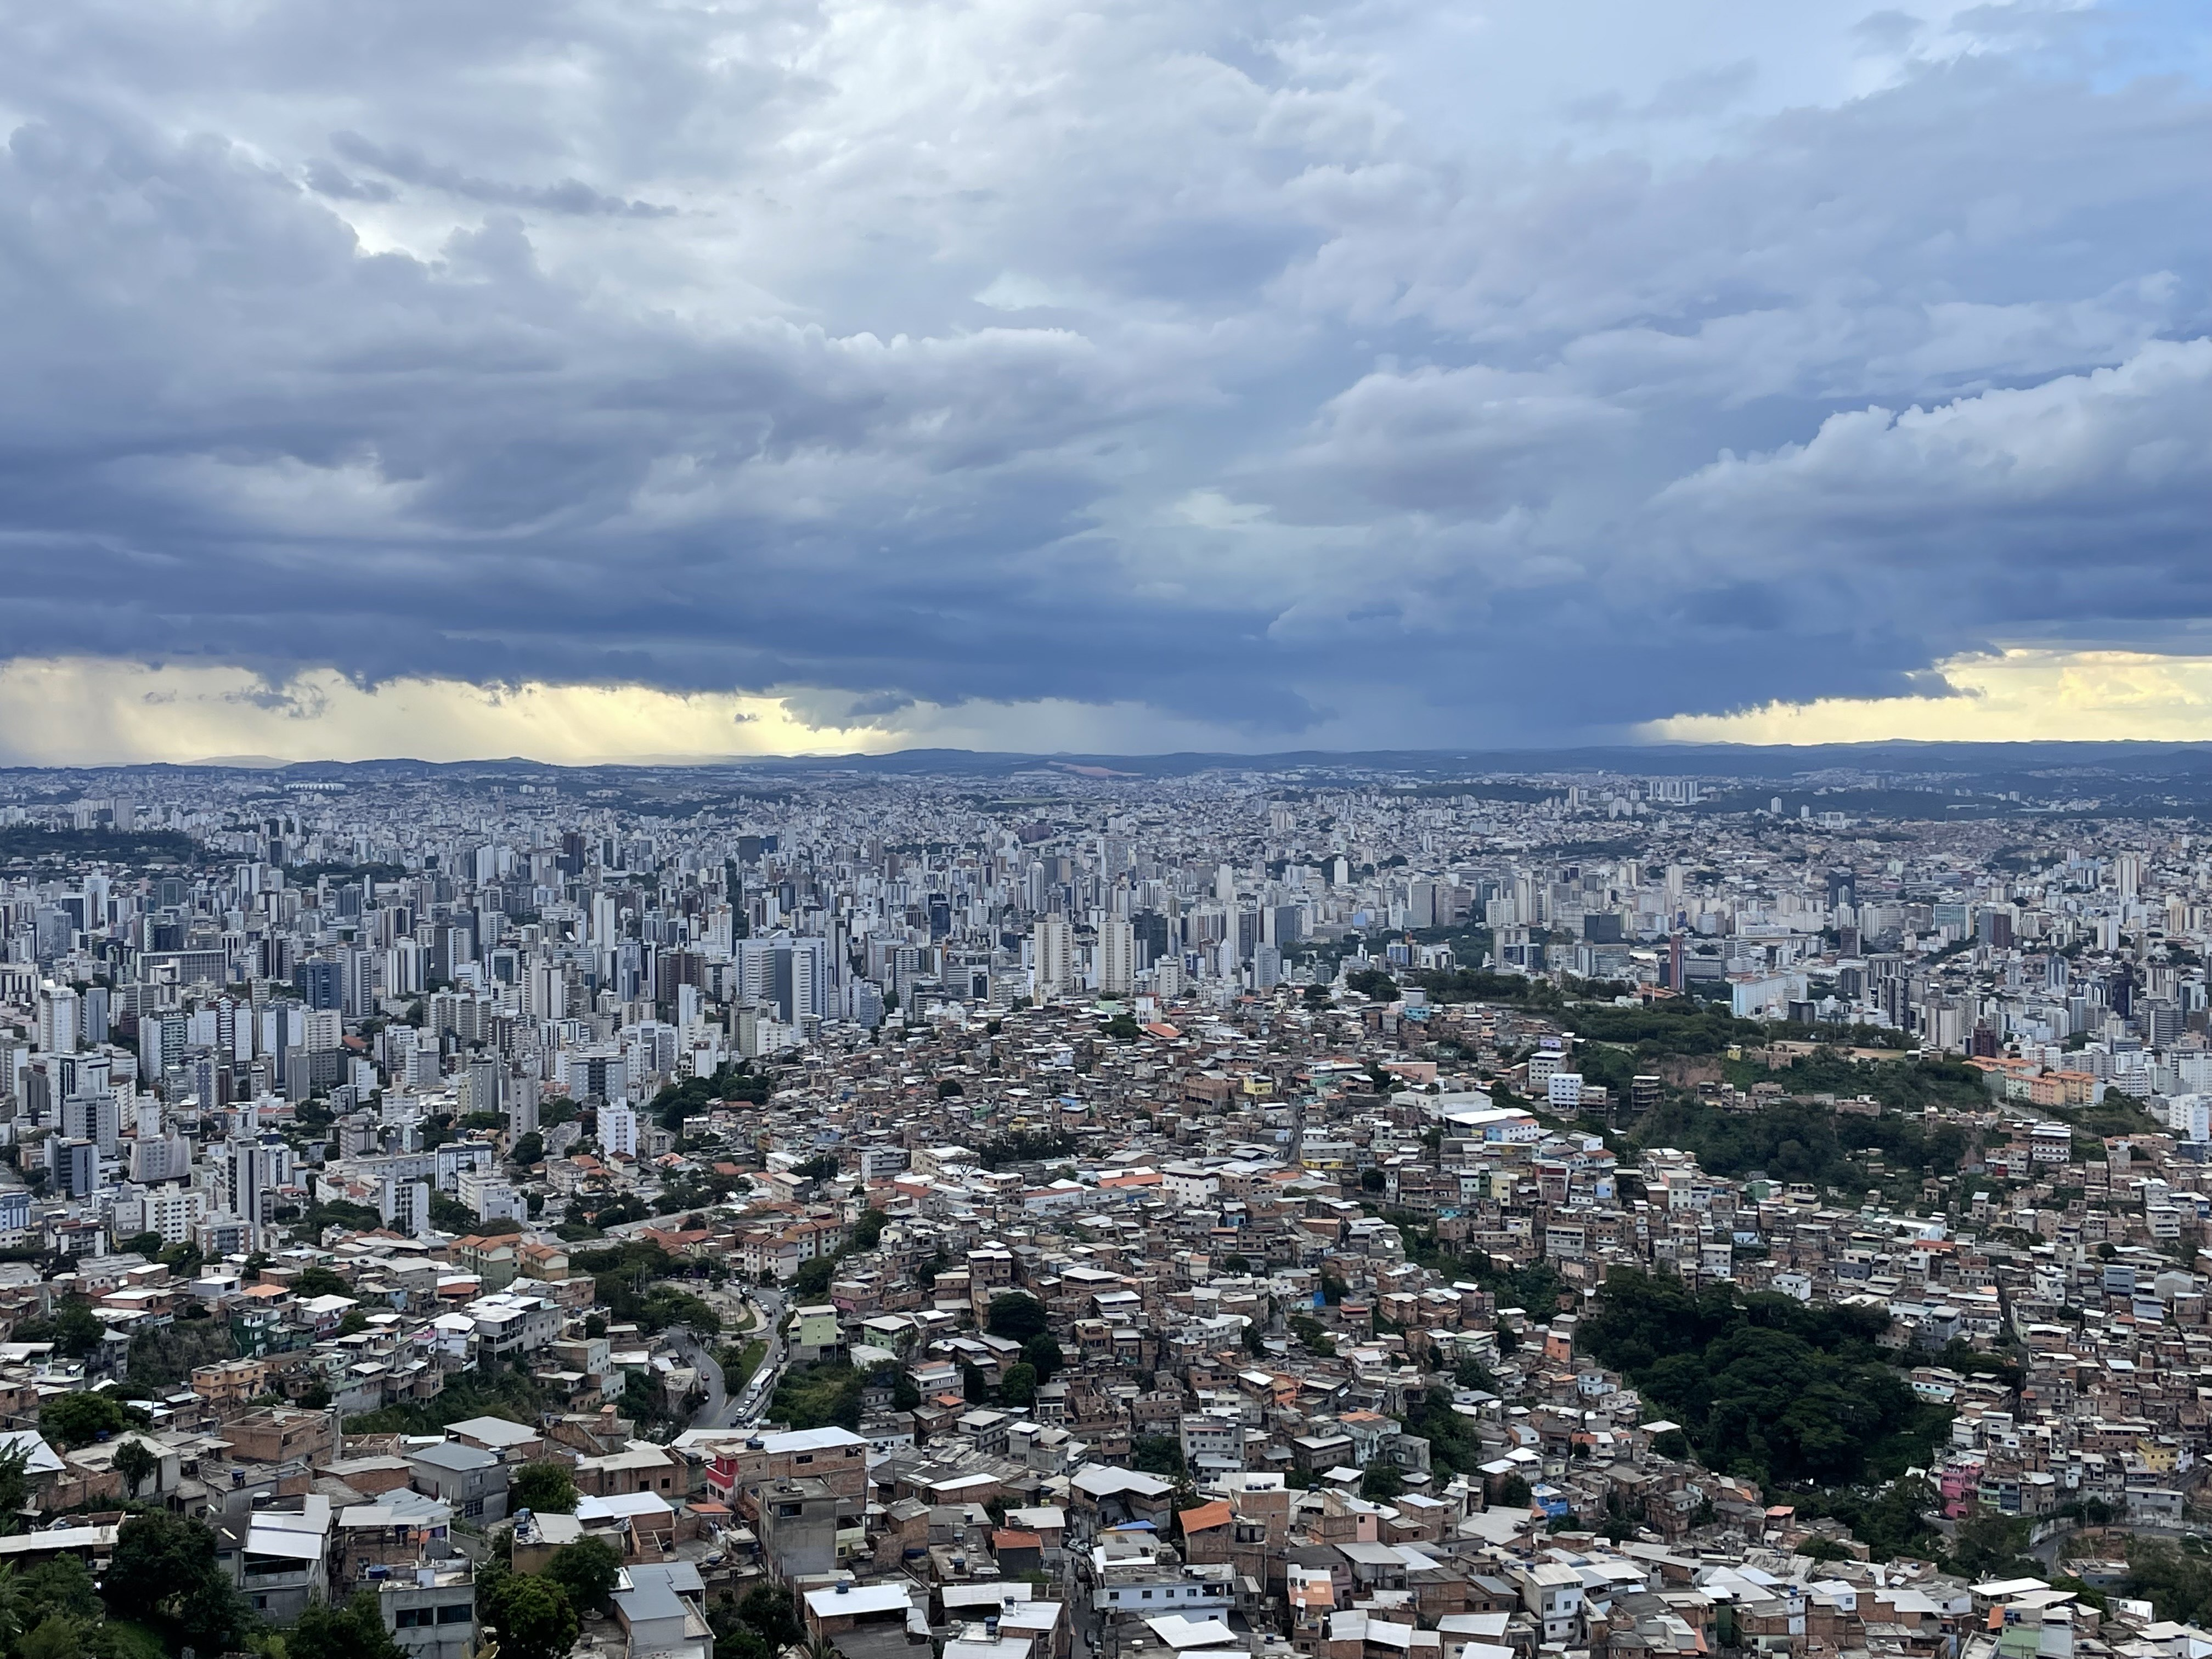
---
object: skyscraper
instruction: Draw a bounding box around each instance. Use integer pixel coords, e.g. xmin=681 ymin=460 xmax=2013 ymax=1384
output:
xmin=1099 ymin=917 xmax=1135 ymax=997
xmin=36 ymin=982 xmax=78 ymax=1055
xmin=227 ymin=1137 xmax=286 ymax=1249
xmin=1032 ymin=916 xmax=1072 ymax=1000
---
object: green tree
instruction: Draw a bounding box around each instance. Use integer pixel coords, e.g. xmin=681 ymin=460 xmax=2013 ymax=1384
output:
xmin=108 ymin=1510 xmax=250 ymax=1656
xmin=1000 ymin=1363 xmax=1037 ymax=1408
xmin=19 ymin=1557 xmax=99 ymax=1628
xmin=486 ymin=1575 xmax=578 ymax=1659
xmin=1021 ymin=1333 xmax=1063 ymax=1381
xmin=291 ymin=1265 xmax=351 ymax=1299
xmin=286 ymin=1590 xmax=408 ymax=1659
xmin=1360 ymin=1465 xmax=1406 ymax=1502
xmin=736 ymin=1584 xmax=802 ymax=1651
xmin=1951 ymin=1512 xmax=2034 ymax=1581
xmin=985 ymin=1293 xmax=1049 ymax=1344
xmin=118 ymin=1233 xmax=163 ymax=1259
xmin=1130 ymin=1437 xmax=1185 ymax=1478
xmin=112 ymin=1438 xmax=158 ymax=1500
xmin=21 ymin=1614 xmax=84 ymax=1659
xmin=0 ymin=1443 xmax=35 ymax=1530
xmin=511 ymin=1462 xmax=579 ymax=1515
xmin=18 ymin=1302 xmax=105 ymax=1360
xmin=41 ymin=1393 xmax=140 ymax=1451
xmin=544 ymin=1538 xmax=623 ymax=1614
xmin=866 ymin=1361 xmax=921 ymax=1412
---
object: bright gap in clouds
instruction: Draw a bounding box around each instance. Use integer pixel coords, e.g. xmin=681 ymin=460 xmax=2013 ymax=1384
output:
xmin=1645 ymin=651 xmax=2212 ymax=744
xmin=0 ymin=659 xmax=1265 ymax=766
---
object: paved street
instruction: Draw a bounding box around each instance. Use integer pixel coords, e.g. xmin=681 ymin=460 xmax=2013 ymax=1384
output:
xmin=673 ymin=1286 xmax=787 ymax=1430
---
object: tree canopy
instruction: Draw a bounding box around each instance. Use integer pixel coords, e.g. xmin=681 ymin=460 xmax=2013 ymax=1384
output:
xmin=511 ymin=1462 xmax=579 ymax=1514
xmin=1577 ymin=1268 xmax=1948 ymax=1487
xmin=985 ymin=1293 xmax=1049 ymax=1344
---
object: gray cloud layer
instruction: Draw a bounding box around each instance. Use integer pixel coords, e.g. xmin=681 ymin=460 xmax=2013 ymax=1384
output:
xmin=0 ymin=0 xmax=2204 ymax=745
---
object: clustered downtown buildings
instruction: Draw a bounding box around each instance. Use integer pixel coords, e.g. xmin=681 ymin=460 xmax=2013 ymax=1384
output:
xmin=2 ymin=755 xmax=2211 ymax=1659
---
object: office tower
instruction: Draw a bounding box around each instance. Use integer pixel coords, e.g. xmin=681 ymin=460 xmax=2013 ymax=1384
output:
xmin=295 ymin=959 xmax=343 ymax=1011
xmin=771 ymin=936 xmax=831 ymax=1025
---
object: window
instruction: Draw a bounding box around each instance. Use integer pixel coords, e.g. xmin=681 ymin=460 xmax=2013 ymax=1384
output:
xmin=795 ymin=1454 xmax=813 ymax=1465
xmin=437 ymin=1604 xmax=472 ymax=1624
xmin=397 ymin=1608 xmax=433 ymax=1628
xmin=1142 ymin=1592 xmax=1153 ymax=1601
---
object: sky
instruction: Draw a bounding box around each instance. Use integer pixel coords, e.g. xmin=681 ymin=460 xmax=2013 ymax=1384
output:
xmin=0 ymin=0 xmax=2207 ymax=765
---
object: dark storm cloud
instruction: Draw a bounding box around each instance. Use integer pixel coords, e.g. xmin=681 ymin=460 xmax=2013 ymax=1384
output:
xmin=0 ymin=0 xmax=2202 ymax=746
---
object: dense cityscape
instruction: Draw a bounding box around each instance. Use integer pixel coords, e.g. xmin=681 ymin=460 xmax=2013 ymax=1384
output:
xmin=1 ymin=752 xmax=2211 ymax=1659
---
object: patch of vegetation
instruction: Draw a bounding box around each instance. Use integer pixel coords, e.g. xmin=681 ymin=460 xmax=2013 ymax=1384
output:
xmin=1345 ymin=968 xmax=1400 ymax=1001
xmin=345 ymin=1359 xmax=548 ymax=1434
xmin=285 ymin=860 xmax=411 ymax=887
xmin=1130 ymin=1436 xmax=1185 ymax=1477
xmin=769 ymin=1363 xmax=864 ymax=1430
xmin=977 ymin=1129 xmax=1078 ymax=1170
xmin=1400 ymin=1388 xmax=1488 ymax=1478
xmin=985 ymin=1293 xmax=1049 ymax=1344
xmin=2125 ymin=1537 xmax=2212 ymax=1624
xmin=1391 ymin=1217 xmax=1568 ymax=1313
xmin=1577 ymin=1268 xmax=1949 ymax=1487
xmin=722 ymin=1340 xmax=769 ymax=1392
xmin=0 ymin=826 xmax=202 ymax=867
xmin=1627 ymin=1087 xmax=1969 ymax=1195
xmin=709 ymin=1583 xmax=803 ymax=1659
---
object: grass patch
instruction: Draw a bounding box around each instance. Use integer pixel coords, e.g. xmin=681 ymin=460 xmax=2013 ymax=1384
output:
xmin=100 ymin=1621 xmax=166 ymax=1659
xmin=344 ymin=1361 xmax=546 ymax=1434
xmin=726 ymin=1340 xmax=768 ymax=1390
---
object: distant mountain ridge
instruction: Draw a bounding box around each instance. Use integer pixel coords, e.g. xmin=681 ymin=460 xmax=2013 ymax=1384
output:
xmin=16 ymin=740 xmax=2212 ymax=784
